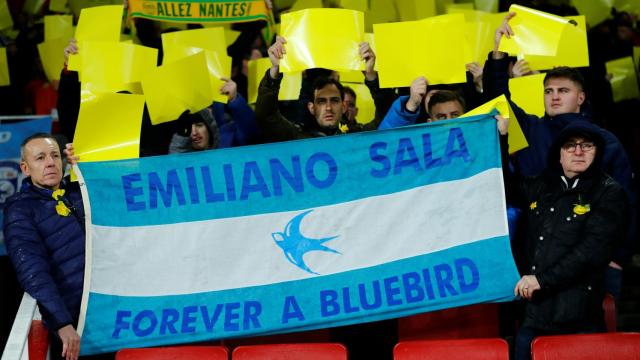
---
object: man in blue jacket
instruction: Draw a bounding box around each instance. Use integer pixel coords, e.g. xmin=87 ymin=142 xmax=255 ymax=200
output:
xmin=3 ymin=133 xmax=85 ymax=360
xmin=484 ymin=12 xmax=636 ymax=299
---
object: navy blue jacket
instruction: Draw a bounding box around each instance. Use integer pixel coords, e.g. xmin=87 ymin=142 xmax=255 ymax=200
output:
xmin=3 ymin=178 xmax=85 ymax=331
xmin=483 ymin=55 xmax=637 ymax=265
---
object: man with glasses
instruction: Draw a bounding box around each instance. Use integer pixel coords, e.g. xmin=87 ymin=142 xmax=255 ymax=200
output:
xmin=485 ymin=13 xmax=636 ymax=300
xmin=498 ymin=121 xmax=629 ymax=360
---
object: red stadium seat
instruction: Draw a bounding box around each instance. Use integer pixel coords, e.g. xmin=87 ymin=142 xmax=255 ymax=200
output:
xmin=394 ymin=338 xmax=509 ymax=360
xmin=398 ymin=303 xmax=500 ymax=340
xmin=116 ymin=345 xmax=228 ymax=359
xmin=531 ymin=333 xmax=640 ymax=360
xmin=232 ymin=343 xmax=347 ymax=360
xmin=603 ymin=293 xmax=617 ymax=332
xmin=222 ymin=329 xmax=331 ymax=351
xmin=28 ymin=320 xmax=50 ymax=360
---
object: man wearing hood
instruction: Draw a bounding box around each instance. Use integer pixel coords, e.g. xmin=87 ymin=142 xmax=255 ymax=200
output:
xmin=485 ymin=12 xmax=636 ymax=299
xmin=498 ymin=120 xmax=629 ymax=360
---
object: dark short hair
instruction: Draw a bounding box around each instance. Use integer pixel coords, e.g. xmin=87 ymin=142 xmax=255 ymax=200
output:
xmin=544 ymin=67 xmax=585 ymax=91
xmin=20 ymin=133 xmax=58 ymax=160
xmin=343 ymin=86 xmax=356 ymax=101
xmin=427 ymin=90 xmax=466 ymax=114
xmin=311 ymin=77 xmax=345 ymax=102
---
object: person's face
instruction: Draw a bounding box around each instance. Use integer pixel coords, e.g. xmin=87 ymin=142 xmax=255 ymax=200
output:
xmin=20 ymin=138 xmax=63 ymax=190
xmin=343 ymin=93 xmax=358 ymax=122
xmin=429 ymin=100 xmax=464 ymax=121
xmin=308 ymin=84 xmax=345 ymax=128
xmin=190 ymin=122 xmax=210 ymax=150
xmin=544 ymin=77 xmax=585 ymax=117
xmin=559 ymin=136 xmax=597 ymax=178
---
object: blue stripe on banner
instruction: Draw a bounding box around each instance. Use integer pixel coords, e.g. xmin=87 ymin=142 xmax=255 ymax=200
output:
xmin=79 ymin=235 xmax=519 ymax=355
xmin=78 ymin=115 xmax=500 ymax=227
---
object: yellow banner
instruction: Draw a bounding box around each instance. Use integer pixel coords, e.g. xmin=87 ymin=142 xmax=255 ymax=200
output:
xmin=129 ymin=0 xmax=270 ymax=24
xmin=461 ymin=94 xmax=529 ymax=154
xmin=523 ymin=16 xmax=589 ymax=70
xmin=509 ymin=73 xmax=546 ymax=118
xmin=499 ymin=4 xmax=570 ymax=57
xmin=606 ymin=56 xmax=640 ymax=103
xmin=280 ymin=8 xmax=365 ymax=73
xmin=247 ymin=57 xmax=301 ymax=103
xmin=74 ymin=93 xmax=145 ymax=162
xmin=374 ymin=14 xmax=467 ymax=87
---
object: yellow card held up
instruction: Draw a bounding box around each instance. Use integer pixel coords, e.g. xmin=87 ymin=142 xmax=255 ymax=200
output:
xmin=348 ymin=83 xmax=376 ymax=124
xmin=142 ymin=52 xmax=230 ymax=124
xmin=0 ymin=47 xmax=9 ymax=86
xmin=606 ymin=56 xmax=640 ymax=103
xmin=74 ymin=5 xmax=123 ymax=43
xmin=340 ymin=0 xmax=368 ymax=12
xmin=280 ymin=8 xmax=365 ymax=73
xmin=247 ymin=57 xmax=301 ymax=103
xmin=374 ymin=13 xmax=467 ymax=87
xmin=340 ymin=70 xmax=364 ymax=83
xmin=73 ymin=93 xmax=145 ymax=162
xmin=161 ymin=27 xmax=227 ymax=65
xmin=45 ymin=15 xmax=73 ymax=42
xmin=0 ymin=0 xmax=13 ymax=30
xmin=288 ymin=0 xmax=322 ymax=12
xmin=524 ymin=16 xmax=589 ymax=70
xmin=225 ymin=29 xmax=241 ymax=46
xmin=570 ymin=0 xmax=612 ymax=27
xmin=204 ymin=50 xmax=232 ymax=104
xmin=461 ymin=94 xmax=528 ymax=153
xmin=37 ymin=38 xmax=68 ymax=82
xmin=395 ymin=0 xmax=436 ymax=21
xmin=509 ymin=73 xmax=546 ymax=118
xmin=499 ymin=4 xmax=570 ymax=56
xmin=463 ymin=21 xmax=494 ymax=65
xmin=49 ymin=0 xmax=68 ymax=13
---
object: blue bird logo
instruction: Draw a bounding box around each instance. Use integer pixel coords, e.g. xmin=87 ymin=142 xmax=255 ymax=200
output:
xmin=272 ymin=210 xmax=340 ymax=275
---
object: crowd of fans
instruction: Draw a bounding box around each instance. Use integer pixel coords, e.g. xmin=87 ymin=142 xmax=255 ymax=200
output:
xmin=1 ymin=0 xmax=640 ymax=359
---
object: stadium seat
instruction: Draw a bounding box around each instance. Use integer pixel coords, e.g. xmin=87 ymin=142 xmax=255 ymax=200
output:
xmin=398 ymin=303 xmax=500 ymax=340
xmin=232 ymin=343 xmax=347 ymax=359
xmin=394 ymin=338 xmax=509 ymax=360
xmin=222 ymin=329 xmax=331 ymax=351
xmin=28 ymin=320 xmax=50 ymax=360
xmin=603 ymin=293 xmax=617 ymax=332
xmin=531 ymin=332 xmax=640 ymax=360
xmin=115 ymin=345 xmax=228 ymax=359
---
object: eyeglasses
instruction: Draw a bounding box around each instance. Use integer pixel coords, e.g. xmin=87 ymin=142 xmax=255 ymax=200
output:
xmin=561 ymin=141 xmax=595 ymax=153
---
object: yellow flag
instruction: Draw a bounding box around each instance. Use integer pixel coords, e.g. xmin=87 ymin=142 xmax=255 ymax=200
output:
xmin=340 ymin=0 xmax=368 ymax=12
xmin=509 ymin=73 xmax=546 ymax=118
xmin=0 ymin=0 xmax=13 ymax=30
xmin=395 ymin=0 xmax=436 ymax=21
xmin=523 ymin=16 xmax=588 ymax=71
xmin=606 ymin=56 xmax=640 ymax=103
xmin=474 ymin=0 xmax=498 ymax=13
xmin=44 ymin=15 xmax=73 ymax=42
xmin=141 ymin=51 xmax=230 ymax=124
xmin=73 ymin=93 xmax=145 ymax=162
xmin=499 ymin=4 xmax=570 ymax=56
xmin=375 ymin=14 xmax=467 ymax=87
xmin=280 ymin=9 xmax=365 ymax=73
xmin=37 ymin=38 xmax=68 ymax=82
xmin=571 ymin=0 xmax=612 ymax=27
xmin=247 ymin=57 xmax=301 ymax=103
xmin=461 ymin=94 xmax=529 ymax=153
xmin=74 ymin=5 xmax=123 ymax=43
xmin=49 ymin=0 xmax=68 ymax=13
xmin=348 ymin=83 xmax=376 ymax=124
xmin=161 ymin=27 xmax=227 ymax=65
xmin=288 ymin=0 xmax=322 ymax=12
xmin=76 ymin=41 xmax=158 ymax=93
xmin=0 ymin=47 xmax=9 ymax=86
xmin=463 ymin=21 xmax=494 ymax=65
xmin=366 ymin=0 xmax=398 ymax=32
